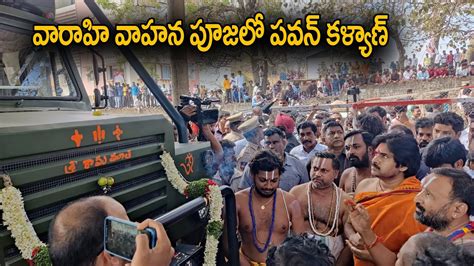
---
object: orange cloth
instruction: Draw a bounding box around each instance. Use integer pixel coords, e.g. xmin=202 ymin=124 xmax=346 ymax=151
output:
xmin=353 ymin=177 xmax=427 ymax=266
xmin=223 ymin=79 xmax=231 ymax=90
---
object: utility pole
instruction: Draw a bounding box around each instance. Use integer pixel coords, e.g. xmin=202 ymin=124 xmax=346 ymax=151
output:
xmin=168 ymin=0 xmax=189 ymax=105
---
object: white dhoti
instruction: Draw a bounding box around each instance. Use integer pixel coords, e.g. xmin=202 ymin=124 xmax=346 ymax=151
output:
xmin=308 ymin=234 xmax=345 ymax=259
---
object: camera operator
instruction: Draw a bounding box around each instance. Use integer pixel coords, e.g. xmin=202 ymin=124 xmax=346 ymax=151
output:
xmin=178 ymin=98 xmax=225 ymax=172
xmin=48 ymin=196 xmax=174 ymax=266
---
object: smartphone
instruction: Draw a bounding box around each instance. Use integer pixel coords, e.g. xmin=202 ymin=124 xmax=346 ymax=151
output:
xmin=104 ymin=216 xmax=157 ymax=261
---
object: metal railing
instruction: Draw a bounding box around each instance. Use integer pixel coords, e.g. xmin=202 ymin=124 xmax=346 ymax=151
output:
xmin=155 ymin=186 xmax=239 ymax=266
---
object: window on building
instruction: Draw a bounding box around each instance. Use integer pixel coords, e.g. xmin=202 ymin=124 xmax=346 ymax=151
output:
xmin=161 ymin=64 xmax=171 ymax=80
xmin=56 ymin=0 xmax=75 ymax=9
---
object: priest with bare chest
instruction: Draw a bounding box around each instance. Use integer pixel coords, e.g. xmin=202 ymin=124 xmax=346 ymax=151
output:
xmin=235 ymin=150 xmax=305 ymax=266
xmin=290 ymin=152 xmax=352 ymax=261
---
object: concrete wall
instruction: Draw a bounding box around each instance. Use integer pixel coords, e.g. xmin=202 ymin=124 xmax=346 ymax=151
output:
xmin=359 ymin=77 xmax=474 ymax=100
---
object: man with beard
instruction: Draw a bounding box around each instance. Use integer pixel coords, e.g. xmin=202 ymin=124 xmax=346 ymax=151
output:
xmin=339 ymin=130 xmax=374 ymax=196
xmin=415 ymin=118 xmax=434 ymax=148
xmin=235 ymin=150 xmax=305 ymax=265
xmin=290 ymin=121 xmax=328 ymax=166
xmin=346 ymin=133 xmax=426 ymax=266
xmin=289 ymin=152 xmax=351 ymax=261
xmin=239 ymin=127 xmax=309 ymax=192
xmin=410 ymin=106 xmax=422 ymax=121
xmin=274 ymin=113 xmax=299 ymax=153
xmin=414 ymin=168 xmax=474 ymax=251
xmin=322 ymin=120 xmax=348 ymax=185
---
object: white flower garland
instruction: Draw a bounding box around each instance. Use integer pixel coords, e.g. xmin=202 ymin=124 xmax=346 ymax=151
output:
xmin=203 ymin=184 xmax=224 ymax=266
xmin=160 ymin=152 xmax=189 ymax=194
xmin=0 ymin=177 xmax=45 ymax=260
xmin=160 ymin=152 xmax=224 ymax=266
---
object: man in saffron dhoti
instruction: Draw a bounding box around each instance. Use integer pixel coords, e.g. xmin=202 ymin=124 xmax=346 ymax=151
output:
xmin=346 ymin=133 xmax=427 ymax=266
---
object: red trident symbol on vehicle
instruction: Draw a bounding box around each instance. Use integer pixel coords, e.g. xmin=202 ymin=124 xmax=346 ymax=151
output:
xmin=93 ymin=125 xmax=106 ymax=144
xmin=180 ymin=153 xmax=194 ymax=176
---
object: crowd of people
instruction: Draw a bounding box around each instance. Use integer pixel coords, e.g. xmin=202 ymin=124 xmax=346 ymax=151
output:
xmin=314 ymin=49 xmax=473 ymax=87
xmin=104 ymin=81 xmax=171 ymax=109
xmin=48 ymin=82 xmax=474 ymax=266
xmin=177 ymin=87 xmax=474 ymax=265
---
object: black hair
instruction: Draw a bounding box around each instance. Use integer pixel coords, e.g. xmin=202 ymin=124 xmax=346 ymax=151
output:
xmin=249 ymin=150 xmax=285 ymax=176
xmin=389 ymin=124 xmax=414 ymax=137
xmin=275 ymin=125 xmax=289 ymax=138
xmin=49 ymin=198 xmax=108 ymax=266
xmin=220 ymin=139 xmax=236 ymax=150
xmin=265 ymin=127 xmax=286 ymax=139
xmin=243 ymin=128 xmax=260 ymax=140
xmin=306 ymin=152 xmax=340 ymax=175
xmin=367 ymin=106 xmax=387 ymax=118
xmin=415 ymin=118 xmax=434 ymax=133
xmin=344 ymin=130 xmax=375 ymax=148
xmin=468 ymin=151 xmax=474 ymax=162
xmin=394 ymin=105 xmax=408 ymax=113
xmin=322 ymin=120 xmax=344 ymax=134
xmin=431 ymin=168 xmax=474 ymax=216
xmin=423 ymin=137 xmax=467 ymax=168
xmin=433 ymin=112 xmax=465 ymax=134
xmin=372 ymin=133 xmax=420 ymax=178
xmin=355 ymin=113 xmax=385 ymax=137
xmin=412 ymin=233 xmax=471 ymax=266
xmin=314 ymin=113 xmax=329 ymax=120
xmin=266 ymin=234 xmax=335 ymax=266
xmin=297 ymin=121 xmax=318 ymax=134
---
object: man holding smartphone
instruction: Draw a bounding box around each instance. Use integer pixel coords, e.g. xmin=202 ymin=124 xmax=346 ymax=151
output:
xmin=48 ymin=196 xmax=174 ymax=266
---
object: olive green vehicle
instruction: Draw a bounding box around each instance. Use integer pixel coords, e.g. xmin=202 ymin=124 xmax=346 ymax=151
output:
xmin=0 ymin=1 xmax=238 ymax=265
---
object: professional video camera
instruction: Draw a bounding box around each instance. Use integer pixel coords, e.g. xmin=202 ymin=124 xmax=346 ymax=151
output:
xmin=178 ymin=95 xmax=219 ymax=125
xmin=347 ymin=86 xmax=360 ymax=102
xmin=178 ymin=95 xmax=219 ymax=141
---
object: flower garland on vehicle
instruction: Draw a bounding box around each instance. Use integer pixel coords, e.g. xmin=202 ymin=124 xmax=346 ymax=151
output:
xmin=0 ymin=174 xmax=51 ymax=265
xmin=160 ymin=152 xmax=224 ymax=266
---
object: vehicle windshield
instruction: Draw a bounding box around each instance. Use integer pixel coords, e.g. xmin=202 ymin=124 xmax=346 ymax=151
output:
xmin=0 ymin=27 xmax=79 ymax=99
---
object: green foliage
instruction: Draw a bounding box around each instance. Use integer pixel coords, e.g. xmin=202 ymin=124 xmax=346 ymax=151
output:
xmin=34 ymin=246 xmax=52 ymax=266
xmin=409 ymin=1 xmax=473 ymax=48
xmin=185 ymin=178 xmax=210 ymax=199
xmin=96 ymin=0 xmax=162 ymax=23
xmin=207 ymin=220 xmax=223 ymax=238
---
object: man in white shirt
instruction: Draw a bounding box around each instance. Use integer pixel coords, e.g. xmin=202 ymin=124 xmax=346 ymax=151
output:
xmin=454 ymin=48 xmax=461 ymax=68
xmin=290 ymin=121 xmax=328 ymax=166
xmin=236 ymin=70 xmax=245 ymax=101
xmin=403 ymin=67 xmax=413 ymax=80
xmin=412 ymin=54 xmax=418 ymax=69
xmin=465 ymin=152 xmax=474 ymax=178
xmin=460 ymin=111 xmax=474 ymax=151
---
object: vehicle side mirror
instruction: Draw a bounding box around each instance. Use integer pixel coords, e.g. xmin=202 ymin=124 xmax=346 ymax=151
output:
xmin=91 ymin=49 xmax=108 ymax=109
xmin=94 ymin=88 xmax=101 ymax=108
xmin=93 ymin=53 xmax=100 ymax=87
